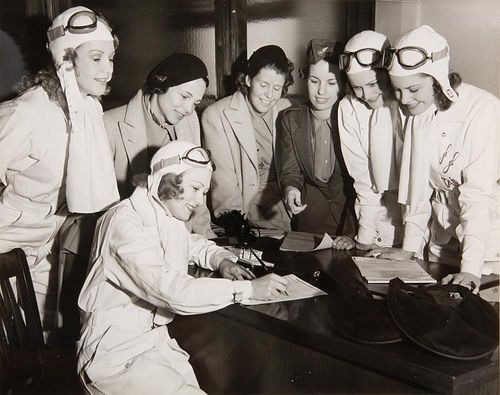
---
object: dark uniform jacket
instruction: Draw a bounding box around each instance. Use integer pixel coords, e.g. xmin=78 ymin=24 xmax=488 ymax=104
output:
xmin=276 ymin=102 xmax=356 ymax=236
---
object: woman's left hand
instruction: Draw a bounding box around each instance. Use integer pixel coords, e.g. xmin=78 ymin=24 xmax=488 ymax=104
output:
xmin=219 ymin=259 xmax=256 ymax=280
xmin=441 ymin=272 xmax=481 ymax=294
xmin=331 ymin=236 xmax=355 ymax=250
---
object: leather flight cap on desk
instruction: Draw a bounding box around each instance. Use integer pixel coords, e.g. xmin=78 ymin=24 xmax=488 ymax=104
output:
xmin=328 ymin=276 xmax=401 ymax=344
xmin=388 ymin=278 xmax=499 ymax=360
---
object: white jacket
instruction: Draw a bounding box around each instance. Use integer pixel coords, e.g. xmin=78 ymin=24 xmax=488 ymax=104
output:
xmin=338 ymin=95 xmax=404 ymax=247
xmin=400 ymin=83 xmax=500 ymax=278
xmin=77 ymin=187 xmax=251 ymax=393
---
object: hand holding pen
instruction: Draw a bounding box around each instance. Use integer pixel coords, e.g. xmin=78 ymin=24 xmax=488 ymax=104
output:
xmin=250 ymin=273 xmax=289 ymax=300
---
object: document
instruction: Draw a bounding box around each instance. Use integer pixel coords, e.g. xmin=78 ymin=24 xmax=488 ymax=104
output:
xmin=242 ymin=274 xmax=327 ymax=305
xmin=279 ymin=232 xmax=334 ymax=252
xmin=352 ymin=256 xmax=436 ymax=284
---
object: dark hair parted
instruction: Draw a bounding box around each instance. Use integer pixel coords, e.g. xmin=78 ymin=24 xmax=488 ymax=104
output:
xmin=157 ymin=172 xmax=184 ymax=201
xmin=235 ymin=45 xmax=294 ymax=96
xmin=433 ymin=72 xmax=462 ymax=111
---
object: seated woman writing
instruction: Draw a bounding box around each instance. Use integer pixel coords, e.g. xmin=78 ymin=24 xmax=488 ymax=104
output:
xmin=77 ymin=140 xmax=288 ymax=394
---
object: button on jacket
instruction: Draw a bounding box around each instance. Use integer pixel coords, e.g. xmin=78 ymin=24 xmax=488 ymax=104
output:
xmin=401 ymin=83 xmax=500 ymax=278
xmin=104 ymin=89 xmax=214 ymax=238
xmin=77 ymin=187 xmax=251 ymax=394
xmin=202 ymin=91 xmax=291 ymax=230
xmin=338 ymin=95 xmax=404 ymax=247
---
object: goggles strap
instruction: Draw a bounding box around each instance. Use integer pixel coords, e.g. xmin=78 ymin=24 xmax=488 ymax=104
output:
xmin=47 ymin=25 xmax=65 ymax=42
xmin=431 ymin=47 xmax=448 ymax=62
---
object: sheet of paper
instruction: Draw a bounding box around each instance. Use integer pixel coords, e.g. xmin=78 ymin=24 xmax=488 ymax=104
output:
xmin=352 ymin=256 xmax=436 ymax=284
xmin=279 ymin=232 xmax=334 ymax=252
xmin=242 ymin=274 xmax=327 ymax=305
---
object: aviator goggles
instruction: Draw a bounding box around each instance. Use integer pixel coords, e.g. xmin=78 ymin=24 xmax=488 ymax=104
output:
xmin=47 ymin=10 xmax=112 ymax=42
xmin=339 ymin=48 xmax=383 ymax=71
xmin=382 ymin=46 xmax=448 ymax=70
xmin=152 ymin=146 xmax=215 ymax=174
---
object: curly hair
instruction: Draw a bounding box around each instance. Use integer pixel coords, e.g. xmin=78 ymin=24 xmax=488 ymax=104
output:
xmin=16 ymin=58 xmax=68 ymax=113
xmin=234 ymin=59 xmax=295 ymax=97
xmin=157 ymin=173 xmax=184 ymax=201
xmin=433 ymin=72 xmax=462 ymax=111
xmin=16 ymin=35 xmax=119 ymax=111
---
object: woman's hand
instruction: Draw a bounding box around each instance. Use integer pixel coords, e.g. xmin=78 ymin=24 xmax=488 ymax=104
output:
xmin=367 ymin=247 xmax=414 ymax=260
xmin=355 ymin=241 xmax=378 ymax=251
xmin=250 ymin=273 xmax=289 ymax=300
xmin=219 ymin=259 xmax=255 ymax=280
xmin=441 ymin=272 xmax=481 ymax=294
xmin=331 ymin=236 xmax=355 ymax=250
xmin=284 ymin=187 xmax=308 ymax=215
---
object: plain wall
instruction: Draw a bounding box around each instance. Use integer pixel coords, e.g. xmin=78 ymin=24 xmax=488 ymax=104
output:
xmin=247 ymin=0 xmax=346 ymax=96
xmin=375 ymin=0 xmax=500 ymax=96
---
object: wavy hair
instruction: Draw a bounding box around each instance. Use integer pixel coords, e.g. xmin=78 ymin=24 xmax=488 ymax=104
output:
xmin=433 ymin=72 xmax=462 ymax=111
xmin=235 ymin=59 xmax=294 ymax=97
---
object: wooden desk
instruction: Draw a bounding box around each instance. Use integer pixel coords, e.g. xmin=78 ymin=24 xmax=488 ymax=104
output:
xmin=169 ymin=240 xmax=499 ymax=395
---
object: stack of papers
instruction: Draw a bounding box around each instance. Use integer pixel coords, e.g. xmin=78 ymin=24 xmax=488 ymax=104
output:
xmin=352 ymin=256 xmax=436 ymax=284
xmin=242 ymin=274 xmax=327 ymax=305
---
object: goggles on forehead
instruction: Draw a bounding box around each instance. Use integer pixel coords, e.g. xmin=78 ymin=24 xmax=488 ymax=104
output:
xmin=339 ymin=48 xmax=383 ymax=71
xmin=47 ymin=10 xmax=112 ymax=42
xmin=382 ymin=46 xmax=448 ymax=70
xmin=152 ymin=146 xmax=215 ymax=174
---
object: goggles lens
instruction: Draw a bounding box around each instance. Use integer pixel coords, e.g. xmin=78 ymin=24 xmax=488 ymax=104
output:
xmin=152 ymin=147 xmax=215 ymax=173
xmin=383 ymin=46 xmax=448 ymax=70
xmin=339 ymin=48 xmax=382 ymax=71
xmin=47 ymin=10 xmax=111 ymax=42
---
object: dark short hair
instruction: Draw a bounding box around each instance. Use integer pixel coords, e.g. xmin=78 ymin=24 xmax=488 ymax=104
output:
xmin=157 ymin=172 xmax=184 ymax=201
xmin=235 ymin=45 xmax=294 ymax=96
xmin=433 ymin=72 xmax=462 ymax=111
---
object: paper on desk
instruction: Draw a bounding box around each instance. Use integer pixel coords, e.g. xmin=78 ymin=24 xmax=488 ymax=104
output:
xmin=352 ymin=256 xmax=436 ymax=284
xmin=279 ymin=232 xmax=334 ymax=252
xmin=242 ymin=274 xmax=327 ymax=305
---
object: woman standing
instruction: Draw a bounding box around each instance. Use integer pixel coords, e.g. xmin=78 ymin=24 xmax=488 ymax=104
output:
xmin=338 ymin=31 xmax=403 ymax=249
xmin=373 ymin=25 xmax=500 ymax=289
xmin=276 ymin=39 xmax=355 ymax=241
xmin=0 ymin=6 xmax=119 ymax=329
xmin=77 ymin=141 xmax=288 ymax=393
xmin=202 ymin=45 xmax=293 ymax=230
xmin=104 ymin=53 xmax=214 ymax=238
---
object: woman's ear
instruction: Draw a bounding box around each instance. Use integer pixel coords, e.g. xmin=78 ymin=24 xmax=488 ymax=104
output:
xmin=245 ymin=75 xmax=251 ymax=88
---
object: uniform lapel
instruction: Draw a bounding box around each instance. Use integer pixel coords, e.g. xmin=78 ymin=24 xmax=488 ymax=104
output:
xmin=291 ymin=105 xmax=315 ymax=181
xmin=223 ymin=92 xmax=258 ymax=171
xmin=118 ymin=92 xmax=149 ymax=175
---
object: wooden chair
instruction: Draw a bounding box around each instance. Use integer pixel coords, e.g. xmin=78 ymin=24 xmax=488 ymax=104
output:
xmin=0 ymin=248 xmax=44 ymax=393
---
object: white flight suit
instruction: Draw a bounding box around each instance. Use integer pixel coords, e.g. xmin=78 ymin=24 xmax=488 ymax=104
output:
xmin=338 ymin=95 xmax=404 ymax=247
xmin=77 ymin=187 xmax=252 ymax=394
xmin=0 ymin=87 xmax=68 ymax=329
xmin=400 ymin=83 xmax=500 ymax=278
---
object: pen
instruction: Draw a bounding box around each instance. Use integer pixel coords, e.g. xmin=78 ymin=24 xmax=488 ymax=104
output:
xmin=249 ymin=248 xmax=269 ymax=272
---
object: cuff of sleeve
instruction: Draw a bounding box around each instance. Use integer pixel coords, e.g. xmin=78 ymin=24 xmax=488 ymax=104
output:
xmin=355 ymin=226 xmax=377 ymax=245
xmin=232 ymin=280 xmax=252 ymax=303
xmin=460 ymin=260 xmax=483 ymax=279
xmin=402 ymin=234 xmax=424 ymax=253
xmin=213 ymin=250 xmax=238 ymax=271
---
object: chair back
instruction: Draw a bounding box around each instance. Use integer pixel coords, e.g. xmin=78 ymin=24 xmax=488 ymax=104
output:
xmin=0 ymin=248 xmax=44 ymax=393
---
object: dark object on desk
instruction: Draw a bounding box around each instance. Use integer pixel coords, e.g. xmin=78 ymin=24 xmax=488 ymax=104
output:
xmin=214 ymin=210 xmax=257 ymax=246
xmin=328 ymin=275 xmax=401 ymax=344
xmin=388 ymin=278 xmax=499 ymax=360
